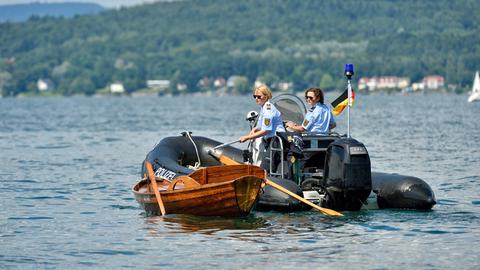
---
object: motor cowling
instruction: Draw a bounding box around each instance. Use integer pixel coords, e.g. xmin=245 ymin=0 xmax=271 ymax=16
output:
xmin=321 ymin=138 xmax=372 ymax=211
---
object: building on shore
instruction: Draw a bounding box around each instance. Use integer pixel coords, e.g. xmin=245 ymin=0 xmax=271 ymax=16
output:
xmin=359 ymin=75 xmax=445 ymax=92
xmin=412 ymin=76 xmax=445 ymax=91
xmin=37 ymin=78 xmax=55 ymax=92
xmin=109 ymin=82 xmax=125 ymax=94
xmin=358 ymin=76 xmax=410 ymax=92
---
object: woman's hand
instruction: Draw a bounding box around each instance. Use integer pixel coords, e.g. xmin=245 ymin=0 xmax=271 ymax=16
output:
xmin=240 ymin=129 xmax=267 ymax=143
xmin=286 ymin=121 xmax=295 ymax=129
xmin=286 ymin=121 xmax=305 ymax=132
xmin=239 ymin=135 xmax=249 ymax=143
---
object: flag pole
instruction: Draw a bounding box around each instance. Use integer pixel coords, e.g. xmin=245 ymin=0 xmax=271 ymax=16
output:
xmin=347 ymin=79 xmax=351 ymax=138
xmin=344 ymin=64 xmax=354 ymax=138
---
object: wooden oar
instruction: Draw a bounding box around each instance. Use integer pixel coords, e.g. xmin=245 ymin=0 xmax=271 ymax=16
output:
xmin=263 ymin=178 xmax=342 ymax=216
xmin=213 ymin=140 xmax=240 ymax=150
xmin=145 ymin=161 xmax=166 ymax=216
xmin=208 ymin=150 xmax=343 ymax=217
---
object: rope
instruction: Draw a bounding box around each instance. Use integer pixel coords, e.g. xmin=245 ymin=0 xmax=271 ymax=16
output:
xmin=185 ymin=131 xmax=201 ymax=170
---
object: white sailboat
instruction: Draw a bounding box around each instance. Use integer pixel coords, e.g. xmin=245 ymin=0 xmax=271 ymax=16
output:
xmin=468 ymin=71 xmax=480 ymax=102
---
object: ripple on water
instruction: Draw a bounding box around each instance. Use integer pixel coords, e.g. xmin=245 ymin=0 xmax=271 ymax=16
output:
xmin=15 ymin=195 xmax=68 ymax=200
xmin=105 ymin=137 xmax=123 ymax=142
xmin=409 ymin=228 xmax=455 ymax=235
xmin=35 ymin=143 xmax=73 ymax=149
xmin=84 ymin=185 xmax=108 ymax=191
xmin=361 ymin=224 xmax=402 ymax=232
xmin=439 ymin=182 xmax=465 ymax=191
xmin=72 ymin=158 xmax=89 ymax=163
xmin=437 ymin=198 xmax=459 ymax=205
xmin=84 ymin=249 xmax=139 ymax=256
xmin=5 ymin=179 xmax=39 ymax=184
xmin=8 ymin=216 xmax=54 ymax=220
xmin=459 ymin=175 xmax=480 ymax=183
xmin=110 ymin=205 xmax=138 ymax=210
xmin=79 ymin=211 xmax=97 ymax=215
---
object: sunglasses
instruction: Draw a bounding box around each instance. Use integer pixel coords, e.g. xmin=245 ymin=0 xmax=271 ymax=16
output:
xmin=305 ymin=96 xmax=315 ymax=100
xmin=253 ymin=95 xmax=263 ymax=99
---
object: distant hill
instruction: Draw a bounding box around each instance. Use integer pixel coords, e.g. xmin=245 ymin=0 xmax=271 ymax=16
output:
xmin=0 ymin=0 xmax=479 ymax=96
xmin=0 ymin=2 xmax=105 ymax=22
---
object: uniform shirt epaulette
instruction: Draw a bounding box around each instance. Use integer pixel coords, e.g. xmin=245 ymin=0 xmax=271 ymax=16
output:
xmin=266 ymin=102 xmax=272 ymax=110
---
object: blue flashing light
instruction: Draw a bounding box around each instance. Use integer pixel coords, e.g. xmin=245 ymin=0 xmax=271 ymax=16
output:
xmin=344 ymin=63 xmax=354 ymax=78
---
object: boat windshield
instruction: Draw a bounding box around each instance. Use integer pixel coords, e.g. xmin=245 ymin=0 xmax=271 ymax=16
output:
xmin=271 ymin=93 xmax=307 ymax=124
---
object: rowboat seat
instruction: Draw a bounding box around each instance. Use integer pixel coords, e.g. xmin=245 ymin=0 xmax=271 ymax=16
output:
xmin=167 ymin=175 xmax=201 ymax=191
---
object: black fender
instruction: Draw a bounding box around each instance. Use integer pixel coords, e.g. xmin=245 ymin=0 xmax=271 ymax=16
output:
xmin=372 ymin=172 xmax=436 ymax=209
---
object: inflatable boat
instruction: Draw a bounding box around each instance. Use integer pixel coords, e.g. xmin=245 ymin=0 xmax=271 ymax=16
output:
xmin=139 ymin=94 xmax=436 ymax=212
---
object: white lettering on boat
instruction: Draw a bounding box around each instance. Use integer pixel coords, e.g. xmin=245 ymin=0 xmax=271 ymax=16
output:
xmin=154 ymin=167 xmax=177 ymax=180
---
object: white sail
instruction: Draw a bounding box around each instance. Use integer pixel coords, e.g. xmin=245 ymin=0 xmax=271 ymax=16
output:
xmin=468 ymin=71 xmax=480 ymax=102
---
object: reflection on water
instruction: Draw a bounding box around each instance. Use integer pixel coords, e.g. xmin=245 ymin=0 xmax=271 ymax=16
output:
xmin=146 ymin=214 xmax=270 ymax=235
xmin=143 ymin=210 xmax=373 ymax=242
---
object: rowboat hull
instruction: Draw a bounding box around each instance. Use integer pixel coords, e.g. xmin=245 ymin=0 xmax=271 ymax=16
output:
xmin=132 ymin=174 xmax=263 ymax=217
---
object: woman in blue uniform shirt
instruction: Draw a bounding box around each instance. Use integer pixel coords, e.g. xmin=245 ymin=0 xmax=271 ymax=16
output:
xmin=239 ymin=85 xmax=285 ymax=171
xmin=285 ymin=87 xmax=336 ymax=133
xmin=239 ymin=84 xmax=285 ymax=143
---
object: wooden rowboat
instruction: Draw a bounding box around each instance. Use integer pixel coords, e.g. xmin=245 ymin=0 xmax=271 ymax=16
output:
xmin=132 ymin=164 xmax=266 ymax=217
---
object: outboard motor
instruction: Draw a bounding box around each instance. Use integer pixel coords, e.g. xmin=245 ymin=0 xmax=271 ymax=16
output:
xmin=321 ymin=138 xmax=372 ymax=211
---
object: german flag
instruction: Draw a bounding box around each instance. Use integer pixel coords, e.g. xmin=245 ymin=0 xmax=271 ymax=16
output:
xmin=331 ymin=88 xmax=355 ymax=116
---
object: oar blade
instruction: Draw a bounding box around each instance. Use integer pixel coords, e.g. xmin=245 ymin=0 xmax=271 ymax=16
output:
xmin=265 ymin=179 xmax=343 ymax=217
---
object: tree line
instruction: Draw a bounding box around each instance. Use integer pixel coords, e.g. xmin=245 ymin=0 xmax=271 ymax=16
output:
xmin=0 ymin=0 xmax=479 ymax=96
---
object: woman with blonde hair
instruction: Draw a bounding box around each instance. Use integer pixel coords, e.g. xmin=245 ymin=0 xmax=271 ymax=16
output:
xmin=239 ymin=84 xmax=285 ymax=143
xmin=239 ymin=85 xmax=285 ymax=170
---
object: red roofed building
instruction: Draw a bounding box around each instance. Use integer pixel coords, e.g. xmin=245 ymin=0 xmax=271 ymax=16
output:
xmin=422 ymin=75 xmax=445 ymax=90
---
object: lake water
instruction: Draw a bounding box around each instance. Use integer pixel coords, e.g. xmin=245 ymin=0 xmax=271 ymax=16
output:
xmin=1 ymin=93 xmax=479 ymax=269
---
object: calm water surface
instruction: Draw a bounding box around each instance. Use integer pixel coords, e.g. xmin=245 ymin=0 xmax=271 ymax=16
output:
xmin=1 ymin=93 xmax=479 ymax=269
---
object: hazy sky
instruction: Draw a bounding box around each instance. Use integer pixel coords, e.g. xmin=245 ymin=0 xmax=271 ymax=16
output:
xmin=0 ymin=0 xmax=159 ymax=8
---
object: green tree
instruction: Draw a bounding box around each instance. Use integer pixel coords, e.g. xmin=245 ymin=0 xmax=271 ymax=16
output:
xmin=319 ymin=73 xmax=335 ymax=90
xmin=231 ymin=76 xmax=249 ymax=94
xmin=260 ymin=71 xmax=279 ymax=87
xmin=69 ymin=77 xmax=95 ymax=96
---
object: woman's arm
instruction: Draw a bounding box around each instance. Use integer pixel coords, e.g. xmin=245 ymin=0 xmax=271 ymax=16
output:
xmin=240 ymin=129 xmax=268 ymax=142
xmin=286 ymin=121 xmax=306 ymax=132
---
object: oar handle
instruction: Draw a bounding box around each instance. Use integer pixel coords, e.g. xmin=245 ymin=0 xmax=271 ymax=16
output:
xmin=213 ymin=140 xmax=240 ymax=150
